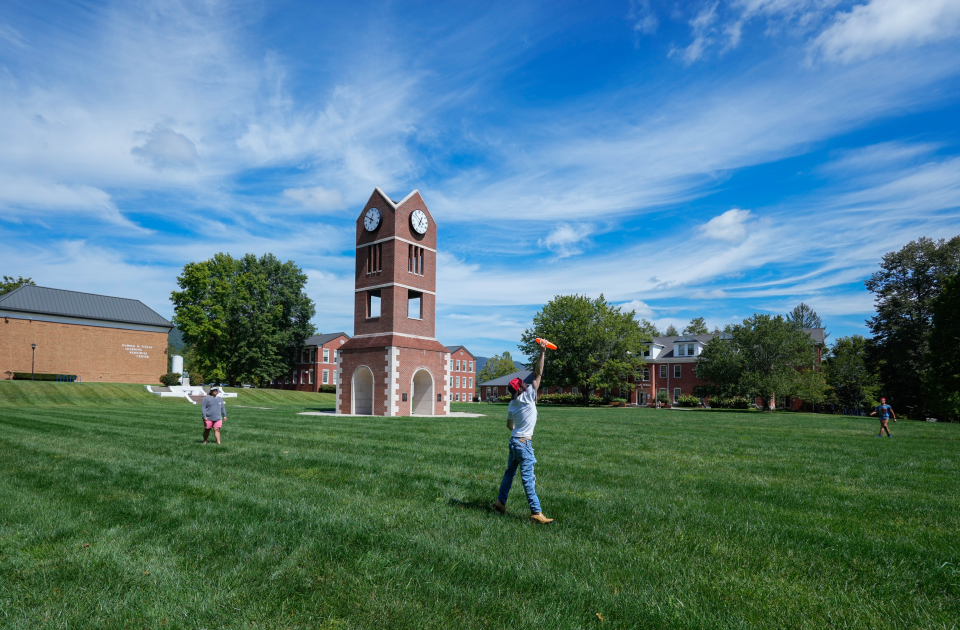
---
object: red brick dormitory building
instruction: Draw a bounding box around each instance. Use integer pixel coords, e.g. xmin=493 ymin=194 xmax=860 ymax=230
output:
xmin=446 ymin=345 xmax=477 ymax=402
xmin=0 ymin=285 xmax=173 ymax=383
xmin=269 ymin=332 xmax=350 ymax=392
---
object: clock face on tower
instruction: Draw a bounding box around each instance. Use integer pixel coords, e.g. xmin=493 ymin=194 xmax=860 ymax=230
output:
xmin=410 ymin=209 xmax=429 ymax=234
xmin=363 ymin=207 xmax=381 ymax=231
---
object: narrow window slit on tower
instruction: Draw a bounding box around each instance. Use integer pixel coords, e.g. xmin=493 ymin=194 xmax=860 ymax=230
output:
xmin=407 ymin=246 xmax=424 ymax=276
xmin=367 ymin=243 xmax=382 ymax=274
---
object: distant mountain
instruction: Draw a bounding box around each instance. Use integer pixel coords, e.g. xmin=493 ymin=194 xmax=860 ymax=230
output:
xmin=168 ymin=327 xmax=185 ymax=353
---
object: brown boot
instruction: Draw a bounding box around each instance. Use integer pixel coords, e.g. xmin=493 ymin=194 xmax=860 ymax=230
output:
xmin=530 ymin=512 xmax=554 ymax=524
xmin=492 ymin=500 xmax=506 ymax=514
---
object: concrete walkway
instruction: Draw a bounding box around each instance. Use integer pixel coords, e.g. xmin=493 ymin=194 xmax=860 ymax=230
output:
xmin=298 ymin=411 xmax=486 ymax=418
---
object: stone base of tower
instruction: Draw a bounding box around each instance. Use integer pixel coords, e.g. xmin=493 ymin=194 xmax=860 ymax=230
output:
xmin=336 ymin=335 xmax=450 ymax=416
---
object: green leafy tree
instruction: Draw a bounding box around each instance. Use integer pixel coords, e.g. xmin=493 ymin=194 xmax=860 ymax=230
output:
xmin=171 ymin=253 xmax=316 ymax=386
xmin=638 ymin=318 xmax=661 ymax=339
xmin=0 ymin=276 xmax=35 ymax=296
xmin=866 ymin=236 xmax=960 ymax=418
xmin=664 ymin=324 xmax=679 ymax=336
xmin=476 ymin=352 xmax=519 ymax=383
xmin=518 ymin=294 xmax=646 ymax=406
xmin=787 ymin=303 xmax=823 ymax=329
xmin=824 ymin=336 xmax=879 ymax=411
xmin=693 ymin=332 xmax=747 ymax=399
xmin=697 ymin=314 xmax=824 ymax=410
xmin=923 ymin=272 xmax=960 ymax=421
xmin=682 ymin=317 xmax=709 ymax=335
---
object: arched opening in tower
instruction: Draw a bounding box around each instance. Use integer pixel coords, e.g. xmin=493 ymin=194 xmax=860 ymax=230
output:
xmin=412 ymin=369 xmax=434 ymax=415
xmin=352 ymin=366 xmax=374 ymax=415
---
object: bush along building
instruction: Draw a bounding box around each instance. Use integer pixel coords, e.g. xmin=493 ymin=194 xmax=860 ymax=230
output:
xmin=0 ymin=285 xmax=173 ymax=384
xmin=336 ymin=188 xmax=451 ymax=416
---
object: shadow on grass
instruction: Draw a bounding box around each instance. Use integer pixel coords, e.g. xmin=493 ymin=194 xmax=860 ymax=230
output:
xmin=448 ymin=498 xmax=528 ymax=522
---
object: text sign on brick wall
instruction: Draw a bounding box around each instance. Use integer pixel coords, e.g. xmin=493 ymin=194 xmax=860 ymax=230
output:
xmin=122 ymin=344 xmax=152 ymax=359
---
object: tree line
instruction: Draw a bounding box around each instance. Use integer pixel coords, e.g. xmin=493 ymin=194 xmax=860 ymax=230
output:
xmin=509 ymin=235 xmax=960 ymax=420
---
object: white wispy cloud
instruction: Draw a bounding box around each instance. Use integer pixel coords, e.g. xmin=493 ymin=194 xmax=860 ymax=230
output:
xmin=699 ymin=209 xmax=753 ymax=242
xmin=131 ymin=125 xmax=200 ymax=170
xmin=283 ymin=186 xmax=344 ymax=212
xmin=812 ymin=0 xmax=960 ymax=63
xmin=539 ymin=223 xmax=595 ymax=258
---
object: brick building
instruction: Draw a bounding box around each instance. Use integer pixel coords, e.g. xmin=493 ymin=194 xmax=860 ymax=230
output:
xmin=445 ymin=345 xmax=477 ymax=402
xmin=0 ymin=285 xmax=173 ymax=384
xmin=271 ymin=332 xmax=350 ymax=392
xmin=336 ymin=188 xmax=450 ymax=416
xmin=629 ymin=330 xmax=825 ymax=408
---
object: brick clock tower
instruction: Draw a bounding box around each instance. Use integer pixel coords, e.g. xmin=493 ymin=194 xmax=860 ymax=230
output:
xmin=336 ymin=188 xmax=450 ymax=416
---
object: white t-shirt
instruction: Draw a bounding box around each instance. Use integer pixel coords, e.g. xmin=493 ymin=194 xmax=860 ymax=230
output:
xmin=507 ymin=384 xmax=538 ymax=438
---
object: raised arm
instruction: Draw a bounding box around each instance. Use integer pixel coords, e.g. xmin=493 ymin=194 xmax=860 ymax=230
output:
xmin=531 ymin=345 xmax=545 ymax=391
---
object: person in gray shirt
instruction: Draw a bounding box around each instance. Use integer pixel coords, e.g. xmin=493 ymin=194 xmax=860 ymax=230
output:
xmin=202 ymin=387 xmax=227 ymax=444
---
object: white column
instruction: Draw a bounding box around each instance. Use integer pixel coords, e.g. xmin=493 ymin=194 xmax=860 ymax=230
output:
xmin=385 ymin=346 xmax=400 ymax=417
xmin=335 ymin=353 xmax=342 ymax=415
xmin=443 ymin=351 xmax=451 ymax=414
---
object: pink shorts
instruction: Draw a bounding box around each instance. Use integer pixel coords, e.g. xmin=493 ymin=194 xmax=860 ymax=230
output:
xmin=204 ymin=419 xmax=223 ymax=429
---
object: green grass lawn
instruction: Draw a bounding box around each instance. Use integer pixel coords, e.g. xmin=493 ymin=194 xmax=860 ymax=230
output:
xmin=1 ymin=381 xmax=958 ymax=629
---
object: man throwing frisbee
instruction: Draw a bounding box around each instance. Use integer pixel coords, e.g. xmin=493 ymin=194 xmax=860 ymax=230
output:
xmin=492 ymin=341 xmax=553 ymax=524
xmin=870 ymin=397 xmax=896 ymax=438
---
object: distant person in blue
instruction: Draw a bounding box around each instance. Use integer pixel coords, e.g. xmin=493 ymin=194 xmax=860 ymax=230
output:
xmin=492 ymin=342 xmax=553 ymax=524
xmin=869 ymin=397 xmax=896 ymax=437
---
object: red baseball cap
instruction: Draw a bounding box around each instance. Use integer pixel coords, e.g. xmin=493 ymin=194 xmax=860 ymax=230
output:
xmin=509 ymin=378 xmax=525 ymax=393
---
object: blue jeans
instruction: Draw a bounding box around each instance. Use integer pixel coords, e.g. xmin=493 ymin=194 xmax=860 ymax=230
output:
xmin=497 ymin=437 xmax=541 ymax=514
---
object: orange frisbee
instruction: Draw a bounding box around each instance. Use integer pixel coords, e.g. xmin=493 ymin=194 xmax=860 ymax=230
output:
xmin=536 ymin=338 xmax=557 ymax=350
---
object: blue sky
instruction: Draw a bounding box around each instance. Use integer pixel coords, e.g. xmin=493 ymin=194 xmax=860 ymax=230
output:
xmin=2 ymin=0 xmax=959 ymax=359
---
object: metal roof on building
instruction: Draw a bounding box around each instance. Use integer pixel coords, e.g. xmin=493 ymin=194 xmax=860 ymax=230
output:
xmin=445 ymin=345 xmax=474 ymax=357
xmin=0 ymin=285 xmax=172 ymax=329
xmin=478 ymin=370 xmax=533 ymax=387
xmin=304 ymin=332 xmax=350 ymax=347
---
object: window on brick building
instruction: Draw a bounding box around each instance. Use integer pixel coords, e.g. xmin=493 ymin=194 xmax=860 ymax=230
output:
xmin=674 ymin=365 xmax=681 ymax=378
xmin=450 ymin=377 xmax=454 ymax=387
xmin=468 ymin=361 xmax=473 ymax=371
xmin=309 ymin=370 xmax=314 ymax=385
xmin=408 ymin=244 xmax=425 ymax=276
xmin=455 ymin=393 xmax=460 ymax=401
xmin=640 ymin=368 xmax=650 ymax=381
xmin=323 ymin=348 xmax=329 ymax=363
xmin=643 ymin=346 xmax=651 ymax=357
xmin=469 ymin=377 xmax=473 ymax=388
xmin=456 ymin=376 xmax=460 ymax=388
xmin=659 ymin=365 xmax=667 ymax=378
xmin=674 ymin=387 xmax=681 ymax=402
xmin=572 ymin=387 xmax=578 ymax=394
xmin=322 ymin=370 xmax=329 ymax=384
xmin=366 ymin=243 xmax=382 ymax=275
xmin=408 ymin=289 xmax=422 ymax=319
xmin=367 ymin=289 xmax=381 ymax=318
xmin=457 ymin=360 xmax=462 ymax=371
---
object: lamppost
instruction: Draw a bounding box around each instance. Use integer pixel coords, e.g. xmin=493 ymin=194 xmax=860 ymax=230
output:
xmin=31 ymin=343 xmax=36 ymax=381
